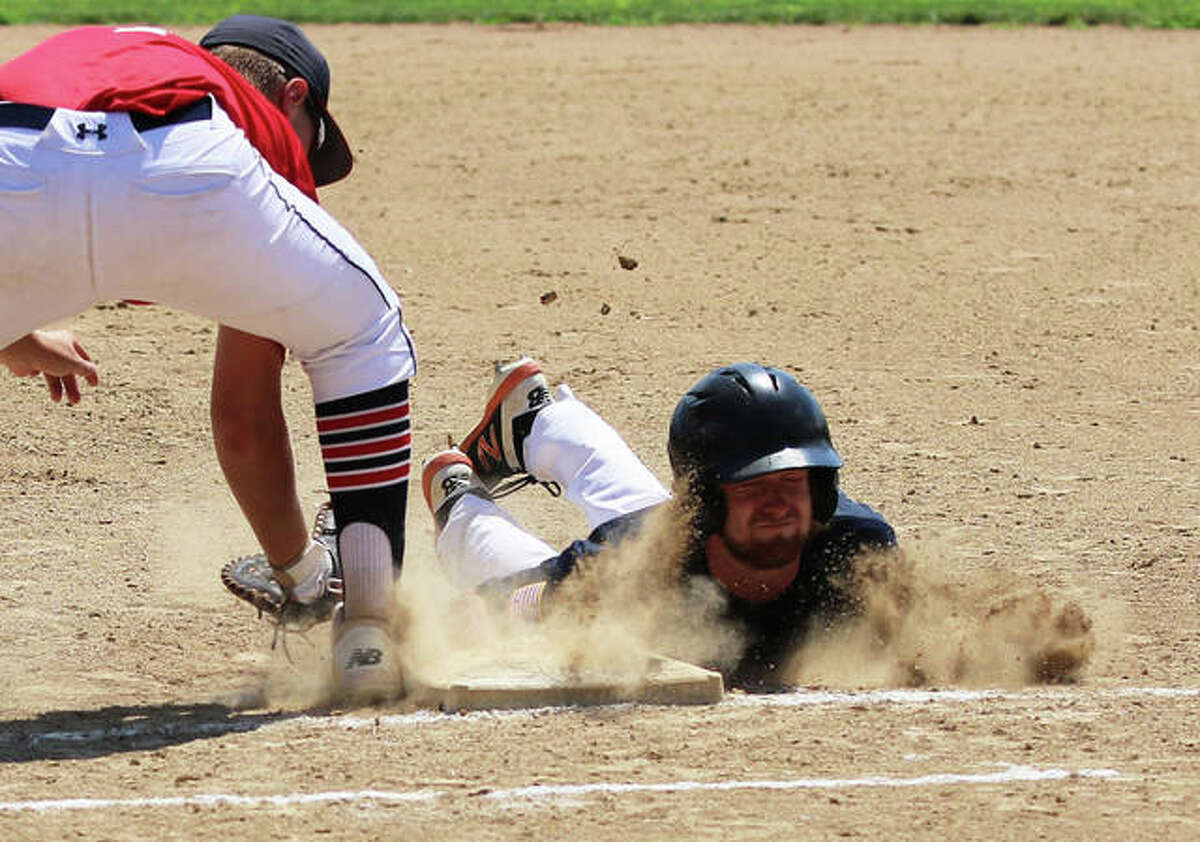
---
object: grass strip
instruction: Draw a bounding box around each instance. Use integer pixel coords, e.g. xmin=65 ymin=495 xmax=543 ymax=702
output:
xmin=2 ymin=1 xmax=1200 ymax=27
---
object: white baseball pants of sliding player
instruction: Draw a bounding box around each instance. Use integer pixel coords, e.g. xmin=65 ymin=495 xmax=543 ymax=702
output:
xmin=435 ymin=387 xmax=671 ymax=590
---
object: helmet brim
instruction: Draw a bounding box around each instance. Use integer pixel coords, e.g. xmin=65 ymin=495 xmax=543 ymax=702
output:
xmin=719 ymin=445 xmax=843 ymax=484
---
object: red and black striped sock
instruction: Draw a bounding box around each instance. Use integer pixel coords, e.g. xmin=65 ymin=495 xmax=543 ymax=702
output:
xmin=316 ymin=380 xmax=411 ymax=572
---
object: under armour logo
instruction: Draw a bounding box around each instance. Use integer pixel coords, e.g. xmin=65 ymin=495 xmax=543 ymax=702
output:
xmin=441 ymin=474 xmax=467 ymax=496
xmin=345 ymin=647 xmax=383 ymax=668
xmin=75 ymin=122 xmax=107 ymax=140
xmin=527 ymin=385 xmax=551 ymax=410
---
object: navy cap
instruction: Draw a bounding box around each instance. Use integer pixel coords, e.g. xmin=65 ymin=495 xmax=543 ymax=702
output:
xmin=201 ymin=15 xmax=353 ymax=186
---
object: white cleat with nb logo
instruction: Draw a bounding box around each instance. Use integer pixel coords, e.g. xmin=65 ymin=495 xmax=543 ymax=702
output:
xmin=459 ymin=356 xmax=553 ymax=490
xmin=331 ymin=604 xmax=402 ymax=705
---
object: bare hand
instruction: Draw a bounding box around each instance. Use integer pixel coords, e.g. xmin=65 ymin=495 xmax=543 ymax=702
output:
xmin=0 ymin=330 xmax=99 ymax=404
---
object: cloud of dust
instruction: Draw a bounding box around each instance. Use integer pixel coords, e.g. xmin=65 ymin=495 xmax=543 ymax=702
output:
xmin=396 ymin=498 xmax=745 ymax=697
xmin=395 ymin=509 xmax=1116 ymax=698
xmin=783 ymin=539 xmax=1103 ymax=689
xmin=212 ymin=635 xmax=336 ymax=712
xmin=149 ymin=494 xmax=254 ymax=609
xmin=221 ymin=502 xmax=735 ymax=709
xmin=209 ymin=504 xmax=1120 ymax=709
xmin=150 ymin=495 xmax=339 ymax=711
xmin=258 ymin=640 xmax=336 ymax=709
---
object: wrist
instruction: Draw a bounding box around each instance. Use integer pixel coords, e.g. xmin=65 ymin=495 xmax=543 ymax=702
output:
xmin=274 ymin=539 xmax=334 ymax=604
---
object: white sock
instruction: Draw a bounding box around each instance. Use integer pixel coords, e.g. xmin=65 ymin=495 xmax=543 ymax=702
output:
xmin=339 ymin=522 xmax=395 ymax=621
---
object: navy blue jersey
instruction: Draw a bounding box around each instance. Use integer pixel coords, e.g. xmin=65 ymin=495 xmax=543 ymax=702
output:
xmin=712 ymin=492 xmax=896 ymax=689
xmin=476 ymin=490 xmax=897 ymax=691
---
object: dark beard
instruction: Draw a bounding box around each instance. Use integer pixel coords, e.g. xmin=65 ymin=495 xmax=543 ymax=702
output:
xmin=723 ymin=531 xmax=808 ymax=569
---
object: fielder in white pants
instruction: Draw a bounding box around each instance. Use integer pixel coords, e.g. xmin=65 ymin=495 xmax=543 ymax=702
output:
xmin=0 ymin=20 xmax=413 ymax=703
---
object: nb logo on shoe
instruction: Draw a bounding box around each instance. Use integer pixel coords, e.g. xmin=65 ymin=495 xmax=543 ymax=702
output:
xmin=345 ymin=647 xmax=383 ymax=668
xmin=527 ymin=386 xmax=551 ymax=410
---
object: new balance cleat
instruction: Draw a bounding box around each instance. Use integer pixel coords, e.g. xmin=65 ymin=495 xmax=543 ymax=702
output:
xmin=459 ymin=356 xmax=553 ymax=491
xmin=421 ymin=448 xmax=489 ymax=531
xmin=331 ymin=603 xmax=403 ymax=706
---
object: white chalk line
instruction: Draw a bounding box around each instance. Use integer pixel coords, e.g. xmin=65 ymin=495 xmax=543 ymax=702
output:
xmin=486 ymin=765 xmax=1122 ymax=800
xmin=0 ymin=764 xmax=1122 ymax=814
xmin=3 ymin=686 xmax=1195 ymax=749
xmin=320 ymin=685 xmax=1200 ymax=730
xmin=727 ymin=685 xmax=1200 ymax=709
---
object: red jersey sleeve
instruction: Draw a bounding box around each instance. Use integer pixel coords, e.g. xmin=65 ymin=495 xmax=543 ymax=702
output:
xmin=0 ymin=25 xmax=317 ymax=200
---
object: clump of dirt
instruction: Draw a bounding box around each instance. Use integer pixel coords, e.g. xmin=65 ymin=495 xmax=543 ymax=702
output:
xmin=784 ymin=542 xmax=1097 ymax=688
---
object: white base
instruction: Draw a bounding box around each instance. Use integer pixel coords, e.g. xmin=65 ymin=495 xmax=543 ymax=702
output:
xmin=407 ymin=651 xmax=723 ymax=712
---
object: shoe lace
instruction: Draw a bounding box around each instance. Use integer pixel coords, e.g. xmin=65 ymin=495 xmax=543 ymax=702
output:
xmin=265 ymin=575 xmax=343 ymax=665
xmin=268 ymin=618 xmax=315 ymax=665
xmin=490 ymin=476 xmax=562 ymax=499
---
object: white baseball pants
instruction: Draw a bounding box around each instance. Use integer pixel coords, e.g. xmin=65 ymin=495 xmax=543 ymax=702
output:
xmin=0 ymin=96 xmax=414 ymax=403
xmin=435 ymin=387 xmax=671 ymax=590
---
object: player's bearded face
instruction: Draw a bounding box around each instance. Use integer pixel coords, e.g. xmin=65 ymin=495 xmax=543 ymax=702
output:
xmin=720 ymin=469 xmax=816 ymax=569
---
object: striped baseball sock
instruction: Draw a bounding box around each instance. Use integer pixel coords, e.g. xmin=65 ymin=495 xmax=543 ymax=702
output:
xmin=316 ymin=381 xmax=411 ymax=617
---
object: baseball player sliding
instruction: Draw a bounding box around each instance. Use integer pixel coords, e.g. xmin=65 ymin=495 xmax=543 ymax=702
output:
xmin=0 ymin=17 xmax=413 ymax=704
xmin=423 ymin=358 xmax=898 ymax=690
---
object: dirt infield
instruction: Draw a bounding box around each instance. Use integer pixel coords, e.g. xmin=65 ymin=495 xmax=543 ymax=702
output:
xmin=0 ymin=23 xmax=1197 ymax=840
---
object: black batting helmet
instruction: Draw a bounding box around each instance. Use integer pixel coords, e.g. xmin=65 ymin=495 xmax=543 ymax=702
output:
xmin=668 ymin=363 xmax=842 ymax=527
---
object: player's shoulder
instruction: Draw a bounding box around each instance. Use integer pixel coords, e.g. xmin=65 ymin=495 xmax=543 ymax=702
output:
xmin=10 ymin=25 xmax=215 ymax=78
xmin=825 ymin=490 xmax=897 ymax=547
xmin=35 ymin=25 xmax=191 ymax=51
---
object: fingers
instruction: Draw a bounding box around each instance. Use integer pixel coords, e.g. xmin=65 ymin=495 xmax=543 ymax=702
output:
xmin=4 ymin=331 xmax=97 ymax=403
xmin=41 ymin=333 xmax=97 ymax=402
xmin=71 ymin=338 xmax=99 ymax=386
xmin=46 ymin=358 xmax=97 ymax=390
xmin=42 ymin=367 xmax=92 ymax=405
xmin=44 ymin=373 xmax=64 ymax=404
xmin=43 ymin=374 xmax=84 ymax=405
xmin=62 ymin=375 xmax=84 ymax=405
xmin=75 ymin=359 xmax=99 ymax=387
